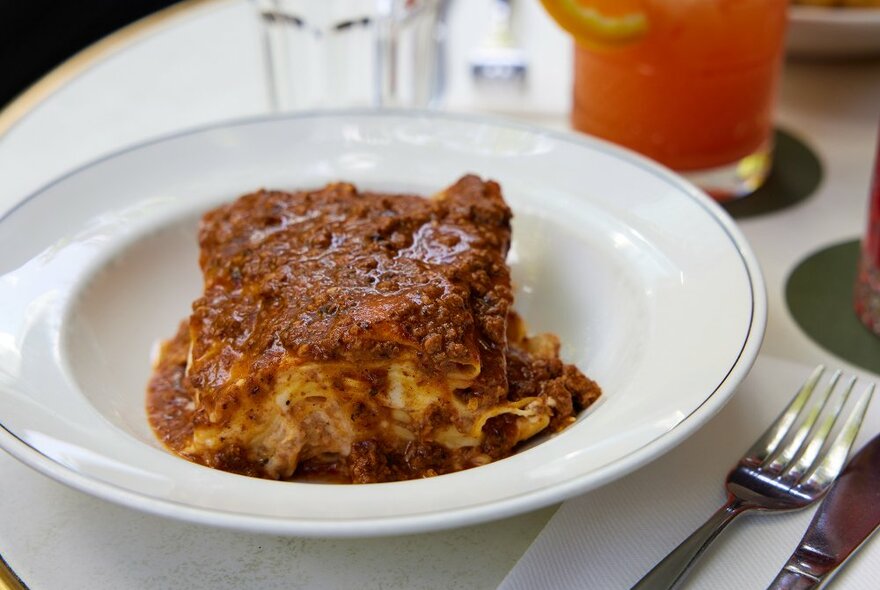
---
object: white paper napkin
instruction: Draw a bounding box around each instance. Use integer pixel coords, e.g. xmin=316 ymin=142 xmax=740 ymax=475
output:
xmin=499 ymin=355 xmax=880 ymax=590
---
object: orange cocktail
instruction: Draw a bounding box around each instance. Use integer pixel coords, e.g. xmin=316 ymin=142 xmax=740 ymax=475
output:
xmin=544 ymin=0 xmax=788 ymax=197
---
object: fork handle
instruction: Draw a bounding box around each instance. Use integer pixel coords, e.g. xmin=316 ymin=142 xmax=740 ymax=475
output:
xmin=631 ymin=498 xmax=748 ymax=590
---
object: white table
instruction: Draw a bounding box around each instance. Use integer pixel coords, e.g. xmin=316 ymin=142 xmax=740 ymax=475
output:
xmin=1 ymin=1 xmax=879 ymax=588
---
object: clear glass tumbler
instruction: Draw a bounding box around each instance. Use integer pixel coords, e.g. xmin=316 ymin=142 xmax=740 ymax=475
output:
xmin=854 ymin=128 xmax=880 ymax=337
xmin=253 ymin=0 xmax=448 ymax=112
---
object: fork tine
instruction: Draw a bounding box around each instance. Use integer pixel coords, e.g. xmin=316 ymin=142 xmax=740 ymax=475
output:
xmin=800 ymin=382 xmax=875 ymax=490
xmin=744 ymin=365 xmax=825 ymax=464
xmin=764 ymin=371 xmax=840 ymax=472
xmin=785 ymin=375 xmax=854 ymax=480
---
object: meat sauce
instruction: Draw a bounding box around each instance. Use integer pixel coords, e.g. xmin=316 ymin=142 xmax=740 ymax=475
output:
xmin=146 ymin=176 xmax=600 ymax=483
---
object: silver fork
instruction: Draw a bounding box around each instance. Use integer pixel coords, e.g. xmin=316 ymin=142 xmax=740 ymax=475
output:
xmin=632 ymin=366 xmax=875 ymax=590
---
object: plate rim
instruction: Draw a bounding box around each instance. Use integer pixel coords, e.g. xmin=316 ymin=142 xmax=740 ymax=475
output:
xmin=0 ymin=109 xmax=767 ymax=536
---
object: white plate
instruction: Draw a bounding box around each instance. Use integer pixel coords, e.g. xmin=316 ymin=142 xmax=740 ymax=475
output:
xmin=0 ymin=111 xmax=765 ymax=537
xmin=788 ymin=6 xmax=880 ymax=58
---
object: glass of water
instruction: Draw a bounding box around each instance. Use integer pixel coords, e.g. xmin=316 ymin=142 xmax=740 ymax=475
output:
xmin=253 ymin=0 xmax=449 ymax=111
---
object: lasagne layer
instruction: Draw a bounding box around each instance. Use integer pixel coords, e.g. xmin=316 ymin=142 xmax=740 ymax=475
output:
xmin=147 ymin=176 xmax=600 ymax=483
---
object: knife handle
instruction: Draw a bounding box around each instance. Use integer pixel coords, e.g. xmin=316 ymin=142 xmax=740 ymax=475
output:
xmin=767 ymin=563 xmax=828 ymax=590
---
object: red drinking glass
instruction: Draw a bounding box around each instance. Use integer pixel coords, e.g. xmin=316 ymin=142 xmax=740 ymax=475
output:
xmin=854 ymin=128 xmax=880 ymax=336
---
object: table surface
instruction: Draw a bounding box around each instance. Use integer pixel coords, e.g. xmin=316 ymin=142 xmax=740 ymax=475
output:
xmin=1 ymin=1 xmax=879 ymax=588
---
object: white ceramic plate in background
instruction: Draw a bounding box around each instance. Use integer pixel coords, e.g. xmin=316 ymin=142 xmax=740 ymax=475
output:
xmin=788 ymin=6 xmax=880 ymax=58
xmin=0 ymin=111 xmax=765 ymax=537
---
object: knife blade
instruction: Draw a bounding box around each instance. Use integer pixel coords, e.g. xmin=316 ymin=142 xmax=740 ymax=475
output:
xmin=768 ymin=433 xmax=880 ymax=590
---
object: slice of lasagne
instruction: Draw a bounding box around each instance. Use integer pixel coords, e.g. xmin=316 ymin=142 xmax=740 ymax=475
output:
xmin=147 ymin=175 xmax=600 ymax=483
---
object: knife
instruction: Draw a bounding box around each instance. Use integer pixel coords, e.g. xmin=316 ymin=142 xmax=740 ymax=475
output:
xmin=767 ymin=433 xmax=880 ymax=589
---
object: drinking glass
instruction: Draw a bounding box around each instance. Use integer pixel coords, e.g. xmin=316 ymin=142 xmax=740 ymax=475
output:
xmin=855 ymin=127 xmax=880 ymax=337
xmin=253 ymin=0 xmax=449 ymax=112
xmin=543 ymin=0 xmax=788 ymax=200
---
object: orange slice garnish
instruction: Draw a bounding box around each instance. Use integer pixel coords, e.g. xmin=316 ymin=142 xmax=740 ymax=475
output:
xmin=540 ymin=0 xmax=649 ymax=47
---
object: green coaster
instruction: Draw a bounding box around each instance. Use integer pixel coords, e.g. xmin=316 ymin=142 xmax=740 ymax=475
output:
xmin=723 ymin=129 xmax=823 ymax=219
xmin=786 ymin=240 xmax=880 ymax=374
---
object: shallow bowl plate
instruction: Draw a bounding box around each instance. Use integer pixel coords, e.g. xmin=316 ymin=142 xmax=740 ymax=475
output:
xmin=0 ymin=111 xmax=765 ymax=537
